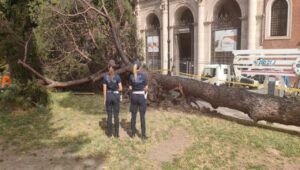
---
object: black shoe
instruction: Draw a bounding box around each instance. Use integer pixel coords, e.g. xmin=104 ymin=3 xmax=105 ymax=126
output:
xmin=107 ymin=133 xmax=112 ymax=138
xmin=130 ymin=133 xmax=136 ymax=138
xmin=115 ymin=134 xmax=120 ymax=138
xmin=141 ymin=136 xmax=148 ymax=140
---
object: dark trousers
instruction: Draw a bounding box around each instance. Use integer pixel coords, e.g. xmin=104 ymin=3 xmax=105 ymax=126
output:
xmin=130 ymin=94 xmax=147 ymax=137
xmin=106 ymin=92 xmax=120 ymax=136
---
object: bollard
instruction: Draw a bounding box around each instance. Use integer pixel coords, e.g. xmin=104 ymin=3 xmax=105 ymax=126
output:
xmin=268 ymin=76 xmax=276 ymax=96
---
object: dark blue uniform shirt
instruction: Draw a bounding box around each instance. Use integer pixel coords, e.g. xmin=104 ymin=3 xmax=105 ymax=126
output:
xmin=103 ymin=74 xmax=121 ymax=91
xmin=129 ymin=73 xmax=148 ymax=91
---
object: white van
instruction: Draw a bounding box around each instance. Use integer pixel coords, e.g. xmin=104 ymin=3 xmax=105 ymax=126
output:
xmin=201 ymin=64 xmax=259 ymax=88
xmin=201 ymin=65 xmax=231 ymax=86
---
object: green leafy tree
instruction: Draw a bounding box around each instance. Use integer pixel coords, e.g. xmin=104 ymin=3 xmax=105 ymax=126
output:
xmin=34 ymin=0 xmax=142 ymax=82
xmin=1 ymin=0 xmax=142 ymax=88
xmin=0 ymin=0 xmax=49 ymax=107
xmin=0 ymin=0 xmax=42 ymax=80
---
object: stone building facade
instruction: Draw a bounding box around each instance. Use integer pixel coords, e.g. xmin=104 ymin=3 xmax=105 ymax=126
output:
xmin=135 ymin=0 xmax=299 ymax=75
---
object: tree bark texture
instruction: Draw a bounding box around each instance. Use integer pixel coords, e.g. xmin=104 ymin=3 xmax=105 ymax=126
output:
xmin=152 ymin=74 xmax=300 ymax=126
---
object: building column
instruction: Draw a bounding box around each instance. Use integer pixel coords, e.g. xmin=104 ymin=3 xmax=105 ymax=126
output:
xmin=135 ymin=2 xmax=146 ymax=59
xmin=196 ymin=3 xmax=205 ymax=75
xmin=135 ymin=2 xmax=141 ymax=39
xmin=170 ymin=27 xmax=174 ymax=72
xmin=141 ymin=30 xmax=146 ymax=60
xmin=161 ymin=1 xmax=168 ymax=74
xmin=248 ymin=0 xmax=257 ymax=50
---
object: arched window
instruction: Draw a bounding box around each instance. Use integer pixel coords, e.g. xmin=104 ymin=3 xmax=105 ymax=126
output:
xmin=145 ymin=13 xmax=161 ymax=70
xmin=265 ymin=0 xmax=291 ymax=39
xmin=212 ymin=0 xmax=241 ymax=64
xmin=271 ymin=0 xmax=288 ymax=36
xmin=146 ymin=14 xmax=160 ymax=29
xmin=180 ymin=9 xmax=194 ymax=25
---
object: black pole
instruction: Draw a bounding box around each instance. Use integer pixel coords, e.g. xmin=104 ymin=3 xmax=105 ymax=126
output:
xmin=167 ymin=0 xmax=171 ymax=75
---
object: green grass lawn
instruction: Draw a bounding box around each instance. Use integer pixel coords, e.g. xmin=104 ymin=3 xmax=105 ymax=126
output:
xmin=1 ymin=93 xmax=300 ymax=169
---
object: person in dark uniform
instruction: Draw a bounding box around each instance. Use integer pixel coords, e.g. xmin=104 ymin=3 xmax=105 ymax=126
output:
xmin=103 ymin=60 xmax=122 ymax=138
xmin=129 ymin=60 xmax=148 ymax=140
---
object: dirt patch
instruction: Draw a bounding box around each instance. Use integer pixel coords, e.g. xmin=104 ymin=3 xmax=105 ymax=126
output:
xmin=283 ymin=161 xmax=300 ymax=170
xmin=266 ymin=148 xmax=281 ymax=156
xmin=119 ymin=126 xmax=129 ymax=139
xmin=0 ymin=148 xmax=104 ymax=170
xmin=148 ymin=128 xmax=192 ymax=163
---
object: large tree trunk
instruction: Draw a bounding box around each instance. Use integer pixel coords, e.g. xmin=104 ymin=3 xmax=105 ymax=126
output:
xmin=18 ymin=60 xmax=300 ymax=126
xmin=152 ymin=74 xmax=300 ymax=126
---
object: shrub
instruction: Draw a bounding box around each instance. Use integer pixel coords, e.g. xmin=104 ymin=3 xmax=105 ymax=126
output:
xmin=0 ymin=80 xmax=50 ymax=110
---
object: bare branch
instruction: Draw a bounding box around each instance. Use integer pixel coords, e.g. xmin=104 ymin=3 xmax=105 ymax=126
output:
xmin=64 ymin=23 xmax=92 ymax=61
xmin=51 ymin=0 xmax=131 ymax=64
xmin=83 ymin=15 xmax=99 ymax=49
xmin=100 ymin=1 xmax=131 ymax=64
xmin=81 ymin=0 xmax=106 ymax=16
xmin=74 ymin=1 xmax=99 ymax=49
xmin=18 ymin=59 xmax=131 ymax=88
xmin=116 ymin=0 xmax=125 ymax=28
xmin=23 ymin=32 xmax=33 ymax=62
xmin=50 ymin=6 xmax=92 ymax=17
xmin=18 ymin=60 xmax=54 ymax=84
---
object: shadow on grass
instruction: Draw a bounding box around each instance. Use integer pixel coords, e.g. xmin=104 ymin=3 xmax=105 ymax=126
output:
xmin=98 ymin=118 xmax=111 ymax=137
xmin=53 ymin=133 xmax=92 ymax=153
xmin=0 ymin=108 xmax=92 ymax=153
xmin=0 ymin=108 xmax=55 ymax=151
xmin=120 ymin=118 xmax=141 ymax=138
xmin=56 ymin=93 xmax=105 ymax=115
xmin=120 ymin=119 xmax=131 ymax=137
xmin=99 ymin=118 xmax=119 ymax=137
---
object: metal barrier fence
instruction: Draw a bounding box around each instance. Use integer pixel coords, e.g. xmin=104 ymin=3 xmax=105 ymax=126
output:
xmin=179 ymin=58 xmax=194 ymax=75
xmin=146 ymin=57 xmax=161 ymax=70
xmin=149 ymin=69 xmax=300 ymax=94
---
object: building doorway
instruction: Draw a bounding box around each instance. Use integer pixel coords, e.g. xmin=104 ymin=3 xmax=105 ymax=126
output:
xmin=145 ymin=13 xmax=161 ymax=70
xmin=174 ymin=7 xmax=194 ymax=74
xmin=211 ymin=0 xmax=242 ymax=65
xmin=178 ymin=32 xmax=193 ymax=74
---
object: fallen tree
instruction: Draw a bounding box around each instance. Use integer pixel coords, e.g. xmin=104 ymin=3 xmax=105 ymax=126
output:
xmin=15 ymin=0 xmax=300 ymax=127
xmin=152 ymin=74 xmax=300 ymax=126
xmin=18 ymin=57 xmax=300 ymax=126
xmin=18 ymin=60 xmax=131 ymax=88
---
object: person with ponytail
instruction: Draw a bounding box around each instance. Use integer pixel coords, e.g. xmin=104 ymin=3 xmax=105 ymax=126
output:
xmin=103 ymin=60 xmax=122 ymax=138
xmin=129 ymin=60 xmax=148 ymax=140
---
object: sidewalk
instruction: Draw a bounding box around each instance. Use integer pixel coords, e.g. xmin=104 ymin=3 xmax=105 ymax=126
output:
xmin=193 ymin=100 xmax=300 ymax=133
